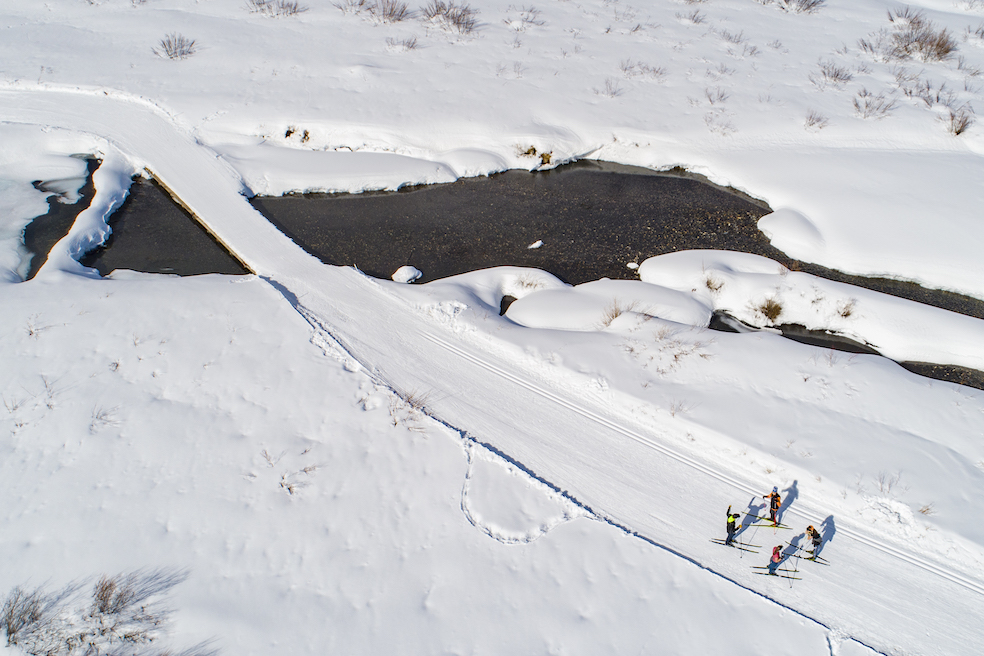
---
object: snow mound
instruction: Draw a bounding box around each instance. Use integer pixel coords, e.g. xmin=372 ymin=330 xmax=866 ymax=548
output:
xmin=758 ymin=208 xmax=826 ymax=260
xmin=505 ymin=278 xmax=712 ymax=332
xmin=392 ymin=265 xmax=422 ymax=283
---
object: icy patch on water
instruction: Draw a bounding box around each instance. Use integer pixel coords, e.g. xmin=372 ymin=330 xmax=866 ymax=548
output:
xmin=461 ymin=444 xmax=584 ymax=544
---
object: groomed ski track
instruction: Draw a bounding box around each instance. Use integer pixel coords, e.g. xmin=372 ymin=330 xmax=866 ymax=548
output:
xmin=4 ymin=86 xmax=982 ymax=656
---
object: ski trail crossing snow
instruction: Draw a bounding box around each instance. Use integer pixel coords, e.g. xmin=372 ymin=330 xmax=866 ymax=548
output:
xmin=3 ymin=86 xmax=982 ymax=656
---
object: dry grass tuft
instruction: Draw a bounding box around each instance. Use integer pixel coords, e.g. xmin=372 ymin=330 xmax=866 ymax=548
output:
xmin=422 ymin=1 xmax=479 ymax=33
xmin=756 ymin=297 xmax=783 ymax=323
xmin=153 ymin=33 xmax=197 ymax=59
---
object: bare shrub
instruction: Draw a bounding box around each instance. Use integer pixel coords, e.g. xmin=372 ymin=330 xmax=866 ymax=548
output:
xmin=601 ymin=299 xmax=639 ymax=327
xmin=514 ymin=273 xmax=545 ymax=290
xmin=838 ymin=299 xmax=856 ymax=317
xmin=620 ymin=60 xmax=667 ymax=81
xmin=719 ymin=29 xmax=745 ymax=44
xmin=944 ymin=105 xmax=975 ymax=135
xmin=756 ymin=297 xmax=783 ymax=323
xmin=704 ymin=275 xmax=723 ymax=292
xmin=386 ymin=35 xmax=419 ymax=50
xmin=918 ymin=503 xmax=936 ymax=515
xmin=853 ymin=87 xmax=897 ymax=119
xmin=371 ymin=0 xmax=413 ymax=21
xmin=153 ymin=33 xmax=197 ymax=59
xmin=422 ymin=1 xmax=479 ymax=34
xmin=1 ymin=571 xmax=196 ymax=656
xmin=957 ymin=56 xmax=981 ymax=78
xmin=247 ymin=0 xmax=309 ymax=16
xmin=862 ymin=8 xmax=958 ymax=63
xmin=805 ymin=109 xmax=830 ymax=130
xmin=876 ymin=470 xmax=903 ymax=495
xmin=784 ymin=0 xmax=826 ymax=13
xmin=506 ymin=6 xmax=544 ymax=32
xmin=677 ymin=9 xmax=705 ymax=24
xmin=597 ymin=77 xmax=623 ymax=98
xmin=89 ymin=405 xmax=119 ymax=434
xmin=335 ymin=0 xmax=369 ymax=12
xmin=389 ymin=387 xmax=432 ymax=430
xmin=810 ymin=60 xmax=853 ymax=90
xmin=705 ymin=87 xmax=729 ymax=104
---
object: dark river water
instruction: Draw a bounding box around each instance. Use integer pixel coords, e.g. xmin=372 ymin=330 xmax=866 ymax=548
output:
xmin=249 ymin=160 xmax=776 ymax=285
xmin=21 ymin=159 xmax=984 ymax=390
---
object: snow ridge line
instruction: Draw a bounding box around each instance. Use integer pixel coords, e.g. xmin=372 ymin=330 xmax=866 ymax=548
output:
xmin=418 ymin=330 xmax=984 ymax=599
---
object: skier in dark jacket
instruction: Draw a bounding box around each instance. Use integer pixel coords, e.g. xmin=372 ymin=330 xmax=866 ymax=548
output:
xmin=806 ymin=525 xmax=822 ymax=557
xmin=725 ymin=505 xmax=742 ymax=545
xmin=763 ymin=487 xmax=782 ymax=525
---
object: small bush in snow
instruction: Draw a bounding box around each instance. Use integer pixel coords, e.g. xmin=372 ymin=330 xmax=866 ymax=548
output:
xmin=247 ymin=0 xmax=309 ymax=16
xmin=334 ymin=0 xmax=368 ymax=13
xmin=601 ymin=299 xmax=637 ymax=327
xmin=372 ymin=0 xmax=413 ymax=22
xmin=852 ymin=87 xmax=897 ymax=119
xmin=756 ymin=0 xmax=825 ymax=13
xmin=804 ymin=109 xmax=830 ymax=130
xmin=386 ymin=35 xmax=419 ymax=51
xmin=756 ymin=297 xmax=783 ymax=323
xmin=783 ymin=0 xmax=826 ymax=13
xmin=859 ymin=8 xmax=957 ymax=63
xmin=944 ymin=105 xmax=975 ymax=135
xmin=422 ymin=1 xmax=479 ymax=34
xmin=620 ymin=60 xmax=667 ymax=81
xmin=677 ymin=9 xmax=705 ymax=25
xmin=597 ymin=77 xmax=623 ymax=98
xmin=809 ymin=60 xmax=853 ymax=90
xmin=1 ymin=571 xmax=199 ymax=656
xmin=153 ymin=33 xmax=197 ymax=60
xmin=505 ymin=6 xmax=544 ymax=32
xmin=704 ymin=87 xmax=729 ymax=104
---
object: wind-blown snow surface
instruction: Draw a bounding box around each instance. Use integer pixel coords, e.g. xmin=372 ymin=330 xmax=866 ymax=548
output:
xmin=3 ymin=1 xmax=984 ymax=655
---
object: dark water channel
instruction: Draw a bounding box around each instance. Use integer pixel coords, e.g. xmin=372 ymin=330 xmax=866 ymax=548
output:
xmin=80 ymin=178 xmax=249 ymax=276
xmin=18 ymin=159 xmax=984 ymax=390
xmin=250 ymin=160 xmax=775 ymax=286
xmin=23 ymin=158 xmax=99 ymax=280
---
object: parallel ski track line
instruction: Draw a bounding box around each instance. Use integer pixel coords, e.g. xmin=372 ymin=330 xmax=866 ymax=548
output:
xmin=419 ymin=329 xmax=984 ymax=599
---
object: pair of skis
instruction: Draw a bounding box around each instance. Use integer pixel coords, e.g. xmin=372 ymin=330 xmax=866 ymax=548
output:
xmin=751 ymin=566 xmax=802 ymax=580
xmin=785 ymin=541 xmax=830 ymax=565
xmin=709 ymin=538 xmax=759 ymax=554
xmin=711 ymin=538 xmax=803 ymax=581
xmin=745 ymin=514 xmax=792 ymax=530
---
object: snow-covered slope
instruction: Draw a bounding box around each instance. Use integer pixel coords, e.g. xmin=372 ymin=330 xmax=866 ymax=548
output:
xmin=3 ymin=1 xmax=984 ymax=654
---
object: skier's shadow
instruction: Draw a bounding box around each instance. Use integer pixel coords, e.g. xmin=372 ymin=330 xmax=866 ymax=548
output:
xmin=742 ymin=496 xmax=767 ymax=531
xmin=819 ymin=515 xmax=836 ymax=556
xmin=778 ymin=479 xmax=799 ymax=525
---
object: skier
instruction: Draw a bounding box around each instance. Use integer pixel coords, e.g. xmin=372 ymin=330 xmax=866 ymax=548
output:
xmin=806 ymin=525 xmax=822 ymax=557
xmin=768 ymin=545 xmax=783 ymax=575
xmin=763 ymin=487 xmax=782 ymax=525
xmin=725 ymin=505 xmax=742 ymax=546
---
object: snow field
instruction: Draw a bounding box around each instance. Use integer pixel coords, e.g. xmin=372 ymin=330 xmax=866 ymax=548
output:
xmin=0 ymin=272 xmax=873 ymax=656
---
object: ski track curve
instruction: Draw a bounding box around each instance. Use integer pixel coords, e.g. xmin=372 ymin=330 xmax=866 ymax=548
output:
xmin=3 ymin=85 xmax=983 ymax=656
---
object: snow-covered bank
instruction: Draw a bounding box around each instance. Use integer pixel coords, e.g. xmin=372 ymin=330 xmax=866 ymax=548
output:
xmin=4 ymin=0 xmax=984 ymax=296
